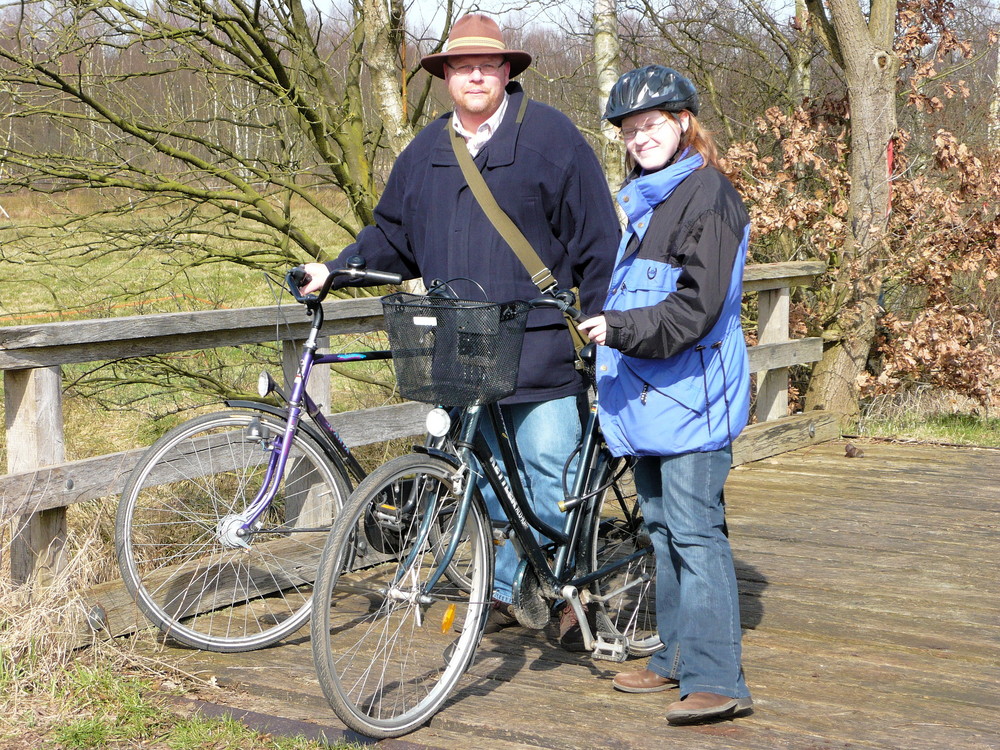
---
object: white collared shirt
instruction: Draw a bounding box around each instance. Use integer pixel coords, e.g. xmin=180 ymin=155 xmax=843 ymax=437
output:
xmin=452 ymin=94 xmax=509 ymax=156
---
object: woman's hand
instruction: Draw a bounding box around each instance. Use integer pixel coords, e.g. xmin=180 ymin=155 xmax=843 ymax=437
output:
xmin=578 ymin=315 xmax=607 ymax=345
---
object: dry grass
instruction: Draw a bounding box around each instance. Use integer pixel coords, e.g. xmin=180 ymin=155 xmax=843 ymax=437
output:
xmin=0 ymin=524 xmax=345 ymax=749
xmin=859 ymin=387 xmax=1000 ymax=446
xmin=0 ymin=532 xmax=115 ymax=734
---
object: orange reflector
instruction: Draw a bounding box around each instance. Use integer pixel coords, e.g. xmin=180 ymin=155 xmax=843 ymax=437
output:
xmin=441 ymin=604 xmax=456 ymax=633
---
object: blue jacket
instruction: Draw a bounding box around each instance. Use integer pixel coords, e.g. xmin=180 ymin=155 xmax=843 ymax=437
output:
xmin=329 ymin=83 xmax=619 ymax=404
xmin=597 ymin=154 xmax=751 ymax=456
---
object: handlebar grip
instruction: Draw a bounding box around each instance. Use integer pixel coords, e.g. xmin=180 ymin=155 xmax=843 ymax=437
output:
xmin=356 ymin=270 xmax=403 ymax=286
xmin=289 ymin=266 xmax=309 ymax=288
xmin=285 ymin=264 xmax=401 ymax=305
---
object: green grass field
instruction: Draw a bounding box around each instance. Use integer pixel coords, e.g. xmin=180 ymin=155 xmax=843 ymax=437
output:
xmin=0 ymin=188 xmax=358 ymax=323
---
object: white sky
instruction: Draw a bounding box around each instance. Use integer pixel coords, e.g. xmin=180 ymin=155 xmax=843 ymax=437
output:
xmin=325 ymin=0 xmax=590 ymax=38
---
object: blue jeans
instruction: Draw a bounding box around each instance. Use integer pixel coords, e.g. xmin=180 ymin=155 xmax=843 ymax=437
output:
xmin=633 ymin=448 xmax=750 ymax=699
xmin=475 ymin=395 xmax=582 ymax=603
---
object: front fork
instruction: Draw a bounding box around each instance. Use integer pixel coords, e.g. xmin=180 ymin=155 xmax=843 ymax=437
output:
xmin=218 ymin=334 xmax=321 ymax=548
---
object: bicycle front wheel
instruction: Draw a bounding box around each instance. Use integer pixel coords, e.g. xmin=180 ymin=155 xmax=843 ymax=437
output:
xmin=116 ymin=409 xmax=349 ymax=652
xmin=312 ymin=453 xmax=493 ymax=739
xmin=590 ymin=476 xmax=661 ymax=656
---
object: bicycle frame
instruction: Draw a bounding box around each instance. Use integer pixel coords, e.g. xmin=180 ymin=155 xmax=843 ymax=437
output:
xmin=227 ymin=266 xmax=400 ymax=537
xmin=419 ymin=393 xmax=637 ymax=608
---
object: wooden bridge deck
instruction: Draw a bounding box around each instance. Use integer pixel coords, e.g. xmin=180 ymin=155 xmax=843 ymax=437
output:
xmin=138 ymin=439 xmax=1000 ymax=749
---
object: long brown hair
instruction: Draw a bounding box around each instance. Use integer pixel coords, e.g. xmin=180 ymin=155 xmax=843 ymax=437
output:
xmin=677 ymin=111 xmax=720 ymax=170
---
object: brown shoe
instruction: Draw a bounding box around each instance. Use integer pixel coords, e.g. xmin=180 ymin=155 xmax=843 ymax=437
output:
xmin=612 ymin=669 xmax=680 ymax=693
xmin=483 ymin=600 xmax=518 ymax=634
xmin=665 ymin=692 xmax=753 ymax=724
xmin=557 ymin=603 xmax=597 ymax=652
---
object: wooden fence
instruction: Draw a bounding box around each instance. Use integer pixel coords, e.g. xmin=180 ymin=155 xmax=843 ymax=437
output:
xmin=1 ymin=260 xmax=837 ymax=585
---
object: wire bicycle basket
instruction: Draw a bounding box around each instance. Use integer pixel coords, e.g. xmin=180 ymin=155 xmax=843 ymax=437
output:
xmin=381 ymin=292 xmax=531 ymax=406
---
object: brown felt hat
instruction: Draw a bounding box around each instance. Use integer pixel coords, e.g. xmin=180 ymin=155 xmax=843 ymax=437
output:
xmin=420 ymin=14 xmax=532 ymax=79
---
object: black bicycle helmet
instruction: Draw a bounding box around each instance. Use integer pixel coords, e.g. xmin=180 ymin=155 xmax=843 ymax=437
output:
xmin=604 ymin=65 xmax=700 ymax=126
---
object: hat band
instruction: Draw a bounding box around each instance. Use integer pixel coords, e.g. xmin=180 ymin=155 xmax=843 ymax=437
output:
xmin=444 ymin=36 xmax=506 ymax=53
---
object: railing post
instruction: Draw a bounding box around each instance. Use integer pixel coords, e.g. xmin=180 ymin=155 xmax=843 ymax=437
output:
xmin=4 ymin=366 xmax=68 ymax=585
xmin=756 ymin=286 xmax=791 ymax=423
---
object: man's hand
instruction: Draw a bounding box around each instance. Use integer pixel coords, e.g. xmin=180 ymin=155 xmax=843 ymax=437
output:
xmin=298 ymin=263 xmax=331 ymax=295
xmin=578 ymin=316 xmax=607 ymax=345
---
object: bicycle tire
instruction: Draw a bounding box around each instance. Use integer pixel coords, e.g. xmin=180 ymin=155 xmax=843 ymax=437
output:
xmin=312 ymin=453 xmax=493 ymax=738
xmin=589 ymin=476 xmax=661 ymax=656
xmin=116 ymin=409 xmax=349 ymax=652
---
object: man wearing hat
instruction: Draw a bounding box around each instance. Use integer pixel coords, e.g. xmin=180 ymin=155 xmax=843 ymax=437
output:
xmin=300 ymin=13 xmax=618 ymax=641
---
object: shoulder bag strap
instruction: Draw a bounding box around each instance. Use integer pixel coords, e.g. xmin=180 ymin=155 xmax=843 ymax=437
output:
xmin=447 ymin=100 xmax=558 ymax=294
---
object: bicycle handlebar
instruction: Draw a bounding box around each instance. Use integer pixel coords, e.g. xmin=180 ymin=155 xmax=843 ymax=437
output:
xmin=528 ymin=289 xmax=583 ymax=322
xmin=287 ymin=255 xmax=403 ymax=305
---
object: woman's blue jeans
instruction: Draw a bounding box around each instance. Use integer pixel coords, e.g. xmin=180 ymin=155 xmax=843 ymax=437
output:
xmin=475 ymin=395 xmax=582 ymax=603
xmin=633 ymin=447 xmax=750 ymax=699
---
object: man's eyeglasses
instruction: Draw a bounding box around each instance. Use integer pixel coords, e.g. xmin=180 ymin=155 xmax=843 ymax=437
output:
xmin=446 ymin=61 xmax=506 ymax=77
xmin=620 ymin=118 xmax=674 ymax=142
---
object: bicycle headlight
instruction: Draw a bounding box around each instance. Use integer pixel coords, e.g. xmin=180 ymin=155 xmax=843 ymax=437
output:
xmin=425 ymin=407 xmax=452 ymax=438
xmin=257 ymin=370 xmax=274 ymax=398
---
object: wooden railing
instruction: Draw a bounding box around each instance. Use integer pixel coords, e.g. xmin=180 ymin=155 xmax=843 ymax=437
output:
xmin=1 ymin=260 xmax=837 ymax=585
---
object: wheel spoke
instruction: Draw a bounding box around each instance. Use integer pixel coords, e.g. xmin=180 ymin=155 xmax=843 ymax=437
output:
xmin=117 ymin=410 xmax=348 ymax=652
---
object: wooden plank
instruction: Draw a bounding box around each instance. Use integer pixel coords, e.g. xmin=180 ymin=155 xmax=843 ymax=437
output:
xmin=731 ymin=411 xmax=841 ymax=465
xmin=0 ymin=298 xmax=384 ymax=349
xmin=85 ymin=534 xmax=328 ymax=640
xmin=0 ymin=298 xmax=385 ymax=370
xmin=0 ymin=264 xmax=820 ymax=354
xmin=746 ymin=337 xmax=822 ymax=371
xmin=742 ymin=260 xmax=826 ymax=292
xmin=0 ymin=401 xmax=430 ymax=520
xmin=0 ymin=263 xmax=821 ymax=370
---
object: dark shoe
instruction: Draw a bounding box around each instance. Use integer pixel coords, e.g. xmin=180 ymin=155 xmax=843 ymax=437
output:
xmin=612 ymin=669 xmax=680 ymax=693
xmin=483 ymin=600 xmax=518 ymax=634
xmin=557 ymin=603 xmax=597 ymax=652
xmin=665 ymin=692 xmax=753 ymax=724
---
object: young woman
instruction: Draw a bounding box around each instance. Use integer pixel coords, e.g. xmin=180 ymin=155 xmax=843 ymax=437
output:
xmin=579 ymin=65 xmax=753 ymax=725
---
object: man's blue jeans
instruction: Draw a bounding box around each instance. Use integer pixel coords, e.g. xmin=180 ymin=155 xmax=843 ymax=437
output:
xmin=475 ymin=395 xmax=582 ymax=604
xmin=633 ymin=447 xmax=750 ymax=699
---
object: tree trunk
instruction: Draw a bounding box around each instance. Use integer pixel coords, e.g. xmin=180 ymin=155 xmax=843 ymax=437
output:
xmin=362 ymin=0 xmax=415 ymax=158
xmin=593 ymin=0 xmax=625 ymax=193
xmin=790 ymin=0 xmax=812 ymax=104
xmin=989 ymin=43 xmax=1000 ymax=151
xmin=803 ymin=0 xmax=897 ymax=424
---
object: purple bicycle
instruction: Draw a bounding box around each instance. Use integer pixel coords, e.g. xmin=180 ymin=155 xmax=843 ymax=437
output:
xmin=115 ymin=258 xmax=401 ymax=652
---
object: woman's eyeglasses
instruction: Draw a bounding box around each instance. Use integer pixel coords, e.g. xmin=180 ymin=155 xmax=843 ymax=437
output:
xmin=620 ymin=118 xmax=674 ymax=142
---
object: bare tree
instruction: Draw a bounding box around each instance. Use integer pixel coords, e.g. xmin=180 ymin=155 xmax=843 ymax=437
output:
xmin=798 ymin=0 xmax=897 ymax=420
xmin=0 ymin=0 xmax=445 ymax=300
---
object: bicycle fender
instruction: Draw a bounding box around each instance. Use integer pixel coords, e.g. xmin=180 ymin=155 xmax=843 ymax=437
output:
xmin=411 ymin=444 xmax=463 ymax=469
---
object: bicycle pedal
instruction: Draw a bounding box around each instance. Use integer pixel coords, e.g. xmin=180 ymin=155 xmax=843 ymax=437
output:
xmin=591 ymin=632 xmax=628 ymax=662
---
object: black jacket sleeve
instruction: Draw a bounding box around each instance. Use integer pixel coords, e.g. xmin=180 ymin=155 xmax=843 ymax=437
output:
xmin=603 ymin=209 xmax=742 ymax=359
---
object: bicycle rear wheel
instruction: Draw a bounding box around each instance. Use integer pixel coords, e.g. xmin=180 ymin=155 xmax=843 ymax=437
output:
xmin=589 ymin=477 xmax=661 ymax=656
xmin=312 ymin=453 xmax=492 ymax=739
xmin=116 ymin=409 xmax=349 ymax=652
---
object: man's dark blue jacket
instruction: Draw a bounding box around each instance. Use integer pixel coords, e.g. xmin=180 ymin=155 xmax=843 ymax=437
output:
xmin=329 ymin=82 xmax=619 ymax=404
